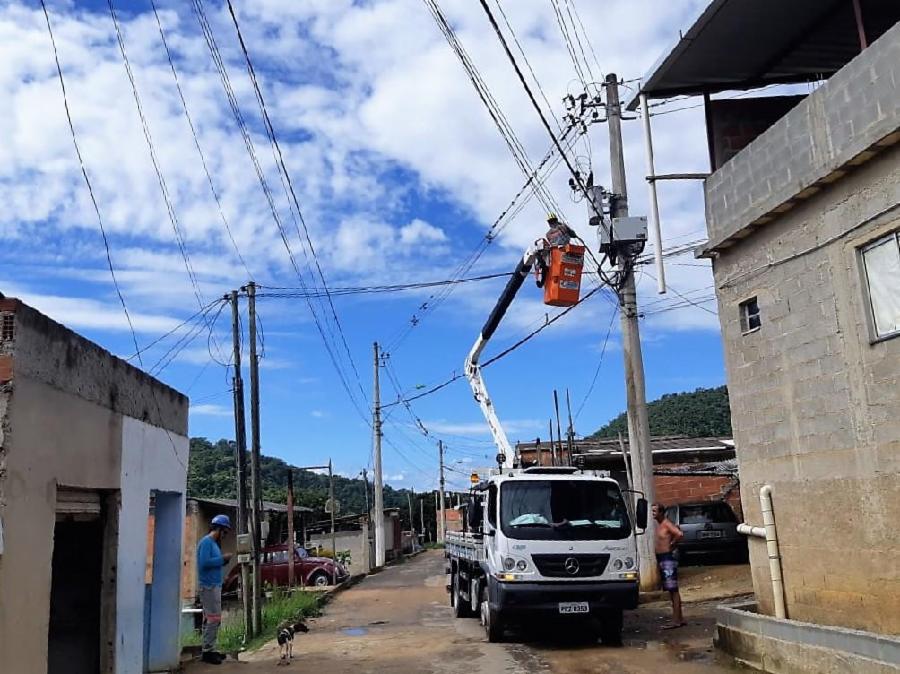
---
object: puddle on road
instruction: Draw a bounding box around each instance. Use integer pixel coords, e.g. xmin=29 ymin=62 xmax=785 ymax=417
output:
xmin=341 ymin=627 xmax=368 ymax=636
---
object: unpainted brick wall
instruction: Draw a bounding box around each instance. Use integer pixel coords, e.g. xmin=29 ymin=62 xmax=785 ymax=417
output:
xmin=653 ymin=474 xmax=742 ymax=519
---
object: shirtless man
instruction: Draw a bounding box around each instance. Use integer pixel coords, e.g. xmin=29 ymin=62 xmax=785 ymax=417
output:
xmin=653 ymin=502 xmax=685 ymax=628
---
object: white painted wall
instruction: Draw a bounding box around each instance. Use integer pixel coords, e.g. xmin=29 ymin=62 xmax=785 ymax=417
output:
xmin=117 ymin=417 xmax=188 ymax=674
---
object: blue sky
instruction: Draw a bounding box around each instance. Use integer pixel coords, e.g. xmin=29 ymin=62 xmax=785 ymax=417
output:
xmin=1 ymin=0 xmax=724 ymax=492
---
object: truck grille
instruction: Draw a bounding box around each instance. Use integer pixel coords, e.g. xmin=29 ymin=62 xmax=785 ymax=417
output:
xmin=531 ymin=554 xmax=610 ymax=578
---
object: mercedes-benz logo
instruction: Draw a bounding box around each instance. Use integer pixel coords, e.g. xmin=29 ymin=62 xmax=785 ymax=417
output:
xmin=564 ymin=557 xmax=580 ymax=575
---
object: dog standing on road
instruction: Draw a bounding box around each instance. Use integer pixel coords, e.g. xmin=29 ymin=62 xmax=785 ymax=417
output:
xmin=277 ymin=621 xmax=309 ymax=664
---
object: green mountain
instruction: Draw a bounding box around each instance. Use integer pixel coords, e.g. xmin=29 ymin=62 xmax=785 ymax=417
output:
xmin=187 ymin=438 xmax=438 ymax=532
xmin=589 ymin=385 xmax=732 ymax=439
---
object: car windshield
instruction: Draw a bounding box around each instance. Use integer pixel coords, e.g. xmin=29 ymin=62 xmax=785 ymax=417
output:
xmin=500 ymin=480 xmax=630 ymax=540
xmin=680 ymin=503 xmax=737 ymax=524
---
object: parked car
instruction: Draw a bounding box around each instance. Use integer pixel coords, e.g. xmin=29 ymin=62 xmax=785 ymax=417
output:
xmin=664 ymin=501 xmax=748 ymax=563
xmin=223 ymin=544 xmax=348 ymax=593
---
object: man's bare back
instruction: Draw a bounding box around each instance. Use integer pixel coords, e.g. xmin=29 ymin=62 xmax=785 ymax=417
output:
xmin=655 ymin=517 xmax=682 ymax=554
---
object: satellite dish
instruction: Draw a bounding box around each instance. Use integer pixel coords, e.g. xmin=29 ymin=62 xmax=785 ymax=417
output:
xmin=324 ymin=498 xmax=341 ymax=515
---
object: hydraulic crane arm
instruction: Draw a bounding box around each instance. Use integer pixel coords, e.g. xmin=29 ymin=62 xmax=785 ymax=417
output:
xmin=465 ymin=241 xmax=543 ymax=469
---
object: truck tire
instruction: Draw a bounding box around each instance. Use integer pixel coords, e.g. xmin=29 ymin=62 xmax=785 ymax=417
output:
xmin=453 ymin=570 xmax=472 ymax=618
xmin=470 ymin=578 xmax=481 ymax=615
xmin=480 ymin=585 xmax=504 ymax=642
xmin=599 ymin=609 xmax=624 ymax=647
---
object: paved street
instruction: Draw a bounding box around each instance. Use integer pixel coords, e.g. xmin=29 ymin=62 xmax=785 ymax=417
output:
xmin=189 ymin=551 xmax=744 ymax=673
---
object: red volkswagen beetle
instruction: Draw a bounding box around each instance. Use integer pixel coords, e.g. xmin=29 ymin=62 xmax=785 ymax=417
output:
xmin=223 ymin=544 xmax=348 ymax=592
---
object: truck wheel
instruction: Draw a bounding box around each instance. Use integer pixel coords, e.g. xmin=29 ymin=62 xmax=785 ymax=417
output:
xmin=470 ymin=578 xmax=481 ymax=615
xmin=453 ymin=571 xmax=472 ymax=618
xmin=599 ymin=610 xmax=624 ymax=647
xmin=480 ymin=585 xmax=503 ymax=642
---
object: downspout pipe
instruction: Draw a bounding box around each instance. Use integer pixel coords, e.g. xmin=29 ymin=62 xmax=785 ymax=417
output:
xmin=737 ymin=485 xmax=787 ymax=619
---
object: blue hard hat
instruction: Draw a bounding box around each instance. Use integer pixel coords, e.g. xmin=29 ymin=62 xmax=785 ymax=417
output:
xmin=211 ymin=514 xmax=232 ymax=529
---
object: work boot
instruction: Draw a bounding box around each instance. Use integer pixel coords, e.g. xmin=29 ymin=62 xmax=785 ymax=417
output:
xmin=200 ymin=651 xmax=222 ymax=665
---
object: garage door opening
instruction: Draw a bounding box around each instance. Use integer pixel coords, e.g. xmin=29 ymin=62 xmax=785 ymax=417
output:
xmin=49 ymin=489 xmax=118 ymax=674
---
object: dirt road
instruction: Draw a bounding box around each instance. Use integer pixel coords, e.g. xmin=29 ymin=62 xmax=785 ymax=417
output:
xmin=189 ymin=551 xmax=744 ymax=673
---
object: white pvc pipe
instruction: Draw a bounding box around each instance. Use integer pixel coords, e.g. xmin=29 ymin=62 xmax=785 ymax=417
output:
xmin=759 ymin=485 xmax=787 ymax=620
xmin=736 ymin=486 xmax=786 ymax=619
xmin=640 ymin=92 xmax=666 ymax=294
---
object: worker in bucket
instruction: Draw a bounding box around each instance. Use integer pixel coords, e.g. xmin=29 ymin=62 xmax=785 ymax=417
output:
xmin=197 ymin=514 xmax=233 ymax=664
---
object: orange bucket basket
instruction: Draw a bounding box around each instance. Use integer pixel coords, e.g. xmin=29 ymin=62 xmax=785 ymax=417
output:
xmin=543 ymin=244 xmax=585 ymax=307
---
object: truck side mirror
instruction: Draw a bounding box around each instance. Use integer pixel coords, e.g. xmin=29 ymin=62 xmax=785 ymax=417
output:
xmin=635 ymin=498 xmax=648 ymax=530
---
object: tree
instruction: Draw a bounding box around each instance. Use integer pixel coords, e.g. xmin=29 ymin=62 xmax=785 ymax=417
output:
xmin=590 ymin=385 xmax=732 ymax=439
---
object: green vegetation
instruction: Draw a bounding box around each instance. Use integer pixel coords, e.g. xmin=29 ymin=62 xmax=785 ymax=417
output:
xmin=182 ymin=588 xmax=322 ymax=653
xmin=590 ymin=385 xmax=732 ymax=439
xmin=188 ymin=438 xmax=440 ymax=532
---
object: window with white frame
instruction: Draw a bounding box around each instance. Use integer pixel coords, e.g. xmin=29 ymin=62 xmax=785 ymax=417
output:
xmin=861 ymin=231 xmax=900 ymax=340
xmin=739 ymin=296 xmax=761 ymax=334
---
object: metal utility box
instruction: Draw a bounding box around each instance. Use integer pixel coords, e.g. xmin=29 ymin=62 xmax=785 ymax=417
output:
xmin=600 ymin=216 xmax=648 ymax=246
xmin=544 ymin=244 xmax=585 ymax=307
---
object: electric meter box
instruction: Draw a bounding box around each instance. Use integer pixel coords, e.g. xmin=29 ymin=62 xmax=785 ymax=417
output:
xmin=236 ymin=533 xmax=252 ymax=554
xmin=599 ymin=216 xmax=648 ymax=246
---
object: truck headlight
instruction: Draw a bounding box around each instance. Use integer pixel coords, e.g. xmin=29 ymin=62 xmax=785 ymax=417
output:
xmin=516 ymin=559 xmax=528 ymax=572
xmin=503 ymin=557 xmax=516 ymax=571
xmin=624 ymin=557 xmax=635 ymax=569
xmin=612 ymin=558 xmax=623 ymax=571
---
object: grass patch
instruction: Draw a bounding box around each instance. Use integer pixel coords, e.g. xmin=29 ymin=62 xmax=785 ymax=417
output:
xmin=183 ymin=588 xmax=323 ymax=653
xmin=424 ymin=542 xmax=445 ymax=550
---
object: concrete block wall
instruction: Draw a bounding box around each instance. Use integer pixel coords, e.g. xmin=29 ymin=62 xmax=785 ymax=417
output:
xmin=710 ymin=139 xmax=900 ymax=635
xmin=705 ymin=20 xmax=900 ymax=248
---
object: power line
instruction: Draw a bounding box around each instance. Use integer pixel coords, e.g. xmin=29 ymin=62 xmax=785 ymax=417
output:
xmin=149 ymin=0 xmax=254 ymax=280
xmin=191 ymin=0 xmax=370 ymax=425
xmin=108 ymin=0 xmax=228 ymax=366
xmin=224 ymin=0 xmax=369 ymax=411
xmin=257 ymin=271 xmax=512 ymax=297
xmin=574 ymin=305 xmax=619 ymax=421
xmin=40 ymin=0 xmax=141 ymax=361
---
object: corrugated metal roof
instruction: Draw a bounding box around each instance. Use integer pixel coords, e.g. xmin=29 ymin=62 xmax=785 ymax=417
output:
xmin=190 ymin=496 xmax=314 ymax=513
xmin=628 ymin=0 xmax=900 ymax=108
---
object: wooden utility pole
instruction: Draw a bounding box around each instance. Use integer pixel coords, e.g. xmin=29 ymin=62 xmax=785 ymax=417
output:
xmin=328 ymin=460 xmax=337 ymax=585
xmin=438 ymin=440 xmax=446 ymax=543
xmin=419 ymin=498 xmax=425 ymax=541
xmin=373 ymin=343 xmax=385 ymax=567
xmin=286 ymin=469 xmax=295 ymax=588
xmin=605 ymin=73 xmax=658 ymax=589
xmin=247 ymin=281 xmax=263 ymax=631
xmin=228 ymin=290 xmax=252 ymax=639
xmin=361 ymin=468 xmax=369 ymax=518
xmin=553 ymin=389 xmax=564 ymax=465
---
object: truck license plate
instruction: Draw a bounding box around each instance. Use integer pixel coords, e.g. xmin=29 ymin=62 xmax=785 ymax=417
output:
xmin=558 ymin=602 xmax=589 ymax=614
xmin=699 ymin=530 xmax=723 ymax=539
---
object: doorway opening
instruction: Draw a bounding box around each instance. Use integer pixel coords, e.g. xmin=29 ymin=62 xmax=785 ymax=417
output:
xmin=49 ymin=488 xmax=118 ymax=674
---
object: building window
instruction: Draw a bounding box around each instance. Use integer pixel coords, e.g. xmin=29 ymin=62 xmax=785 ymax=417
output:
xmin=740 ymin=297 xmax=761 ymax=334
xmin=861 ymin=231 xmax=900 ymax=340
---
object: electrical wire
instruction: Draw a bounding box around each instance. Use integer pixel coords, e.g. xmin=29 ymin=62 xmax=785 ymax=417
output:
xmin=224 ymin=0 xmax=369 ymax=411
xmin=149 ymin=0 xmax=253 ymax=280
xmin=574 ymin=305 xmax=618 ymax=421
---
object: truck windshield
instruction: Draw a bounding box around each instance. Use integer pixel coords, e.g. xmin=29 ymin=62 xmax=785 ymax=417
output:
xmin=500 ymin=480 xmax=630 ymax=540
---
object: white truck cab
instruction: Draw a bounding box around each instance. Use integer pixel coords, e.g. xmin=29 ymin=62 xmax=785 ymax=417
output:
xmin=446 ymin=466 xmax=647 ymax=643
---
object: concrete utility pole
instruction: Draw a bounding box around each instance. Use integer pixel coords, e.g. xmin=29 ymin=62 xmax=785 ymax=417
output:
xmin=419 ymin=498 xmax=425 ymax=541
xmin=228 ymin=290 xmax=252 ymax=638
xmin=407 ymin=491 xmax=414 ymax=537
xmin=372 ymin=342 xmax=385 ymax=567
xmin=286 ymin=469 xmax=295 ymax=588
xmin=247 ymin=281 xmax=264 ymax=631
xmin=605 ymin=73 xmax=658 ymax=590
xmin=553 ymin=389 xmax=564 ymax=465
xmin=438 ymin=440 xmax=446 ymax=543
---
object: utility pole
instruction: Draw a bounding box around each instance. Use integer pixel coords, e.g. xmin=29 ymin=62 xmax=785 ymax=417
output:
xmin=328 ymin=460 xmax=337 ymax=585
xmin=419 ymin=498 xmax=425 ymax=541
xmin=228 ymin=290 xmax=252 ymax=639
xmin=553 ymin=389 xmax=564 ymax=465
xmin=361 ymin=469 xmax=370 ymax=518
xmin=246 ymin=281 xmax=263 ymax=632
xmin=286 ymin=469 xmax=295 ymax=589
xmin=433 ymin=491 xmax=439 ymax=542
xmin=373 ymin=343 xmax=385 ymax=567
xmin=605 ymin=73 xmax=658 ymax=590
xmin=407 ymin=491 xmax=414 ymax=537
xmin=438 ymin=440 xmax=446 ymax=543
xmin=566 ymin=389 xmax=576 ymax=465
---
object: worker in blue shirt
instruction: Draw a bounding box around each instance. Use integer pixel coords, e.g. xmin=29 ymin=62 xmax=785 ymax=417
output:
xmin=197 ymin=514 xmax=232 ymax=664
